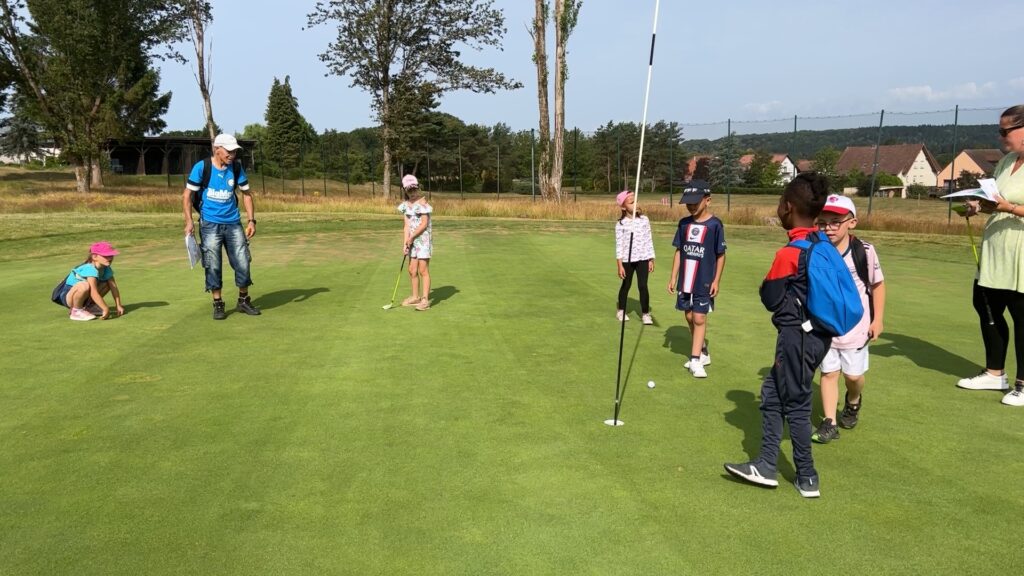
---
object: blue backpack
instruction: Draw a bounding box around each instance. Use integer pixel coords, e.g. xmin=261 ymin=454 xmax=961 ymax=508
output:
xmin=789 ymin=231 xmax=864 ymax=337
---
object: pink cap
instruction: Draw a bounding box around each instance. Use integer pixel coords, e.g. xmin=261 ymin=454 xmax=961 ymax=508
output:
xmin=402 ymin=174 xmax=419 ymax=189
xmin=90 ymin=241 xmax=119 ymax=257
xmin=821 ymin=194 xmax=856 ymax=217
xmin=615 ymin=190 xmax=633 ymax=207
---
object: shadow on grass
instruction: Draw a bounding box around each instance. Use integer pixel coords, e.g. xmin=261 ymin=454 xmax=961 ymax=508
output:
xmin=430 ymin=285 xmax=459 ymax=305
xmin=723 ymin=367 xmax=795 ymax=480
xmin=123 ymin=301 xmax=169 ymax=314
xmin=872 ymin=332 xmax=980 ymax=376
xmin=252 ymin=288 xmax=330 ymax=311
xmin=609 ymin=320 xmax=646 ymax=423
xmin=663 ymin=325 xmax=692 ymax=359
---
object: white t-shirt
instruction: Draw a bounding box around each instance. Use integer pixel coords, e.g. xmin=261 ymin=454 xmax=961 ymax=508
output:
xmin=832 ymin=239 xmax=884 ymax=350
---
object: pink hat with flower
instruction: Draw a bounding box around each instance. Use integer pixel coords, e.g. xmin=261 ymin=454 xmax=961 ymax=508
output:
xmin=90 ymin=241 xmax=119 ymax=257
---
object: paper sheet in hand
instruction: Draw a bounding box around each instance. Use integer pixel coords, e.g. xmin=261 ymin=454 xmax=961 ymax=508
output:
xmin=185 ymin=233 xmax=201 ymax=269
xmin=940 ymin=178 xmax=1000 ymax=201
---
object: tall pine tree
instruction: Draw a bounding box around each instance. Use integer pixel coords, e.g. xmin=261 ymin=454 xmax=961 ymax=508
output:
xmin=263 ymin=76 xmax=315 ymax=175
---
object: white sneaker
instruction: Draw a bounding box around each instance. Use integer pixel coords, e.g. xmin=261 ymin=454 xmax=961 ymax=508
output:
xmin=956 ymin=371 xmax=1009 ymax=391
xmin=684 ymin=353 xmax=711 ymax=368
xmin=69 ymin=307 xmax=96 ymax=321
xmin=641 ymin=313 xmax=653 ymax=325
xmin=688 ymin=361 xmax=707 ymax=378
xmin=616 ymin=310 xmax=629 ymax=322
xmin=1002 ymin=382 xmax=1024 ymax=406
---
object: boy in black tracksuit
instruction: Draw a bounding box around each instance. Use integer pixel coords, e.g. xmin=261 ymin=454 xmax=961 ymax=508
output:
xmin=725 ymin=173 xmax=833 ymax=498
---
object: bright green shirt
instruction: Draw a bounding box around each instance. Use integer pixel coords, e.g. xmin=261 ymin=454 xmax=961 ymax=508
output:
xmin=979 ymin=152 xmax=1024 ymax=291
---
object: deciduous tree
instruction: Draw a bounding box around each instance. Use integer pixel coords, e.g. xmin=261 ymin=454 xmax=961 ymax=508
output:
xmin=308 ymin=0 xmax=520 ymax=198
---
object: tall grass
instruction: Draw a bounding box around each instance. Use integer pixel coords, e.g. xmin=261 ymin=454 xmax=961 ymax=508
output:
xmin=0 ymin=166 xmax=984 ymax=235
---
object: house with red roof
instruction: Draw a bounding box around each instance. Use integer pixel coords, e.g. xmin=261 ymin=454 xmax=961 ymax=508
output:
xmin=835 ymin=143 xmax=940 ymax=198
xmin=936 ymin=149 xmax=1004 ymax=188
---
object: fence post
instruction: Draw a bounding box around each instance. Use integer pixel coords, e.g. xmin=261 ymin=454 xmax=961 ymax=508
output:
xmin=496 ymin=143 xmax=501 ymax=200
xmin=573 ymin=127 xmax=579 ymax=202
xmin=531 ymin=128 xmax=536 ymax=202
xmin=669 ymin=142 xmax=674 ymax=205
xmin=258 ymin=139 xmax=266 ymax=195
xmin=322 ymin=134 xmax=327 ymax=197
xmin=726 ymin=118 xmax=732 ymax=212
xmin=867 ymin=109 xmax=885 ymax=217
xmin=345 ymin=138 xmax=351 ymax=196
xmin=300 ymin=135 xmax=305 ymax=197
xmin=947 ymin=105 xmax=959 ymax=223
xmin=426 ymin=149 xmax=431 ymax=201
xmin=458 ymin=135 xmax=464 ymax=200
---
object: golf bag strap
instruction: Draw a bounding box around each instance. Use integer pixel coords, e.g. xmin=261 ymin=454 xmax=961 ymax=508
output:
xmin=850 ymin=236 xmax=873 ymax=321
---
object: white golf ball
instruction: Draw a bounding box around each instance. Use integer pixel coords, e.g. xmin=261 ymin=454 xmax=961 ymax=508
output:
xmin=647 ymin=380 xmax=656 ymax=389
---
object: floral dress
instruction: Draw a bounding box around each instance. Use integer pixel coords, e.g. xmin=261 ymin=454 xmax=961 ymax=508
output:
xmin=398 ymin=201 xmax=433 ymax=259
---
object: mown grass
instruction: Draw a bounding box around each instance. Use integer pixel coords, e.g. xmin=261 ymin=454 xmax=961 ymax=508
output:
xmin=0 ymin=212 xmax=1020 ymax=575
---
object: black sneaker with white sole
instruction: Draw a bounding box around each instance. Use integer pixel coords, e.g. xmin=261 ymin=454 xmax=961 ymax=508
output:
xmin=723 ymin=461 xmax=779 ymax=488
xmin=811 ymin=418 xmax=840 ymax=444
xmin=838 ymin=394 xmax=861 ymax=429
xmin=794 ymin=475 xmax=821 ymax=498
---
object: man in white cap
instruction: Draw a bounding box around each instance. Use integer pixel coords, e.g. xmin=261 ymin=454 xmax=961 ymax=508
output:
xmin=182 ymin=133 xmax=260 ymax=320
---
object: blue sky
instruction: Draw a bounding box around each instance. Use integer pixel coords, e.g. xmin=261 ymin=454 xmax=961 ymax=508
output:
xmin=157 ymin=0 xmax=1024 ymax=139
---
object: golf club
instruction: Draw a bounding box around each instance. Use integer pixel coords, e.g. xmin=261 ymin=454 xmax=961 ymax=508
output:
xmin=382 ymin=252 xmax=409 ymax=310
xmin=607 ymin=0 xmax=660 ymax=427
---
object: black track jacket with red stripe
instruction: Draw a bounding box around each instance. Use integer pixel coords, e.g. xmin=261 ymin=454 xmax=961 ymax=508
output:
xmin=759 ymin=227 xmax=818 ymax=329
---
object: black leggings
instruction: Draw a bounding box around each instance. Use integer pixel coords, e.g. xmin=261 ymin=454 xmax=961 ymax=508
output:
xmin=973 ymin=280 xmax=1024 ymax=381
xmin=618 ymin=260 xmax=650 ymax=314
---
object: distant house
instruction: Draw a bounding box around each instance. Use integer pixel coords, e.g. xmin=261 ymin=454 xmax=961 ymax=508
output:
xmin=835 ymin=143 xmax=940 ymax=198
xmin=686 ymin=154 xmax=713 ymax=181
xmin=796 ymin=159 xmax=815 ymax=173
xmin=738 ymin=152 xmax=796 ymax=185
xmin=937 ymin=149 xmax=1004 ymax=188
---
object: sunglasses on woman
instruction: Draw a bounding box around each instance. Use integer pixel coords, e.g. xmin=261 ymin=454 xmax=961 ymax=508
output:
xmin=999 ymin=124 xmax=1024 ymax=137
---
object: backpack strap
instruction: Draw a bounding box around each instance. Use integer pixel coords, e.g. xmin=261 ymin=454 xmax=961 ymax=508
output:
xmin=191 ymin=157 xmax=213 ymax=215
xmin=849 ymin=236 xmax=874 ymax=321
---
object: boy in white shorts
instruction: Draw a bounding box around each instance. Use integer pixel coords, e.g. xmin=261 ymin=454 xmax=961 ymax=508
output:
xmin=811 ymin=195 xmax=886 ymax=444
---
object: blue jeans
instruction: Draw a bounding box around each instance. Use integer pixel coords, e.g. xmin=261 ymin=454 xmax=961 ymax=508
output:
xmin=200 ymin=221 xmax=252 ymax=292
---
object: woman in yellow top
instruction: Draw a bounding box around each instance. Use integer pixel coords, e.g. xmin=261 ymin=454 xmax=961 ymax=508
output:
xmin=957 ymin=105 xmax=1024 ymax=406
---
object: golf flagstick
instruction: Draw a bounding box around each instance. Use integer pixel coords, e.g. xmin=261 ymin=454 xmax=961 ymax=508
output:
xmin=382 ymin=252 xmax=409 ymax=310
xmin=966 ymin=216 xmax=995 ymax=326
xmin=607 ymin=0 xmax=660 ymax=427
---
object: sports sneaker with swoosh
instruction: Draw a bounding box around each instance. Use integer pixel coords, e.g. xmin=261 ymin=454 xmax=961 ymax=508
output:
xmin=723 ymin=461 xmax=778 ymax=488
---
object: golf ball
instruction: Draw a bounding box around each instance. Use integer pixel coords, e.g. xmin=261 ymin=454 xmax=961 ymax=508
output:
xmin=647 ymin=380 xmax=656 ymax=389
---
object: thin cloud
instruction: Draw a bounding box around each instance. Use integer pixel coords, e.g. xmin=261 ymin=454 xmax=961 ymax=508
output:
xmin=887 ymin=82 xmax=997 ymax=103
xmin=742 ymin=100 xmax=783 ymax=116
xmin=1009 ymin=77 xmax=1024 ymax=91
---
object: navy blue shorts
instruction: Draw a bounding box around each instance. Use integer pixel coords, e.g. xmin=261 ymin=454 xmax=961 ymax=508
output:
xmin=57 ymin=282 xmax=74 ymax=308
xmin=676 ymin=293 xmax=714 ymax=314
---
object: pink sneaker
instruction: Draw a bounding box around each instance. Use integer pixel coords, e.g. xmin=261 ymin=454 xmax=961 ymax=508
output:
xmin=69 ymin=308 xmax=96 ymax=321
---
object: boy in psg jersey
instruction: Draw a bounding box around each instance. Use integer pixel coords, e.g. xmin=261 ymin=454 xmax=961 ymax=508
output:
xmin=668 ymin=180 xmax=727 ymax=378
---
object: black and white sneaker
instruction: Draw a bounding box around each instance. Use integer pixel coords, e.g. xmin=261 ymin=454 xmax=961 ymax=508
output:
xmin=838 ymin=394 xmax=861 ymax=429
xmin=812 ymin=418 xmax=840 ymax=444
xmin=1002 ymin=382 xmax=1024 ymax=407
xmin=212 ymin=300 xmax=226 ymax=320
xmin=723 ymin=461 xmax=778 ymax=488
xmin=794 ymin=475 xmax=821 ymax=498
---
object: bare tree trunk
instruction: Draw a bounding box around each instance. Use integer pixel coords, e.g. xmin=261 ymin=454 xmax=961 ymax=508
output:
xmin=550 ymin=1 xmax=568 ymax=202
xmin=73 ymin=163 xmax=90 ymax=193
xmin=532 ymin=1 xmax=551 ymax=200
xmin=136 ymin=148 xmax=148 ymax=175
xmin=187 ymin=2 xmax=217 ymax=142
xmin=90 ymin=157 xmax=104 ymax=189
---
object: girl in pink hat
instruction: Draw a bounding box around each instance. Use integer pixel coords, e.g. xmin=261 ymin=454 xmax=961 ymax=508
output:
xmin=397 ymin=175 xmax=434 ymax=310
xmin=615 ymin=191 xmax=656 ymax=324
xmin=54 ymin=242 xmax=125 ymax=321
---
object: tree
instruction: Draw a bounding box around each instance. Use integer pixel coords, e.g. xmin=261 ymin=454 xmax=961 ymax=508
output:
xmin=263 ymin=76 xmax=316 ymax=177
xmin=812 ymin=146 xmax=839 ymax=179
xmin=0 ymin=99 xmax=45 ymax=164
xmin=0 ymin=0 xmax=186 ymax=191
xmin=182 ymin=1 xmax=216 ymax=141
xmin=709 ymin=134 xmax=742 ymax=189
xmin=308 ymin=0 xmax=521 ymax=199
xmin=532 ymin=0 xmax=582 ymax=202
xmin=956 ymin=169 xmax=981 ymax=190
xmin=743 ymin=150 xmax=781 ymax=187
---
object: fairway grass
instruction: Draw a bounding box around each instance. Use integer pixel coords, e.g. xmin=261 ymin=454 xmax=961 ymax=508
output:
xmin=1 ymin=214 xmax=1021 ymax=575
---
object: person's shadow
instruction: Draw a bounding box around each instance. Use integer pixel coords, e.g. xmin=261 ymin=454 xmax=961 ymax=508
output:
xmin=663 ymin=325 xmax=692 ymax=359
xmin=721 ymin=367 xmax=795 ymax=483
xmin=252 ymin=288 xmax=330 ymax=311
xmin=872 ymin=332 xmax=980 ymax=377
xmin=430 ymin=285 xmax=459 ymax=305
xmin=122 ymin=301 xmax=169 ymax=314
